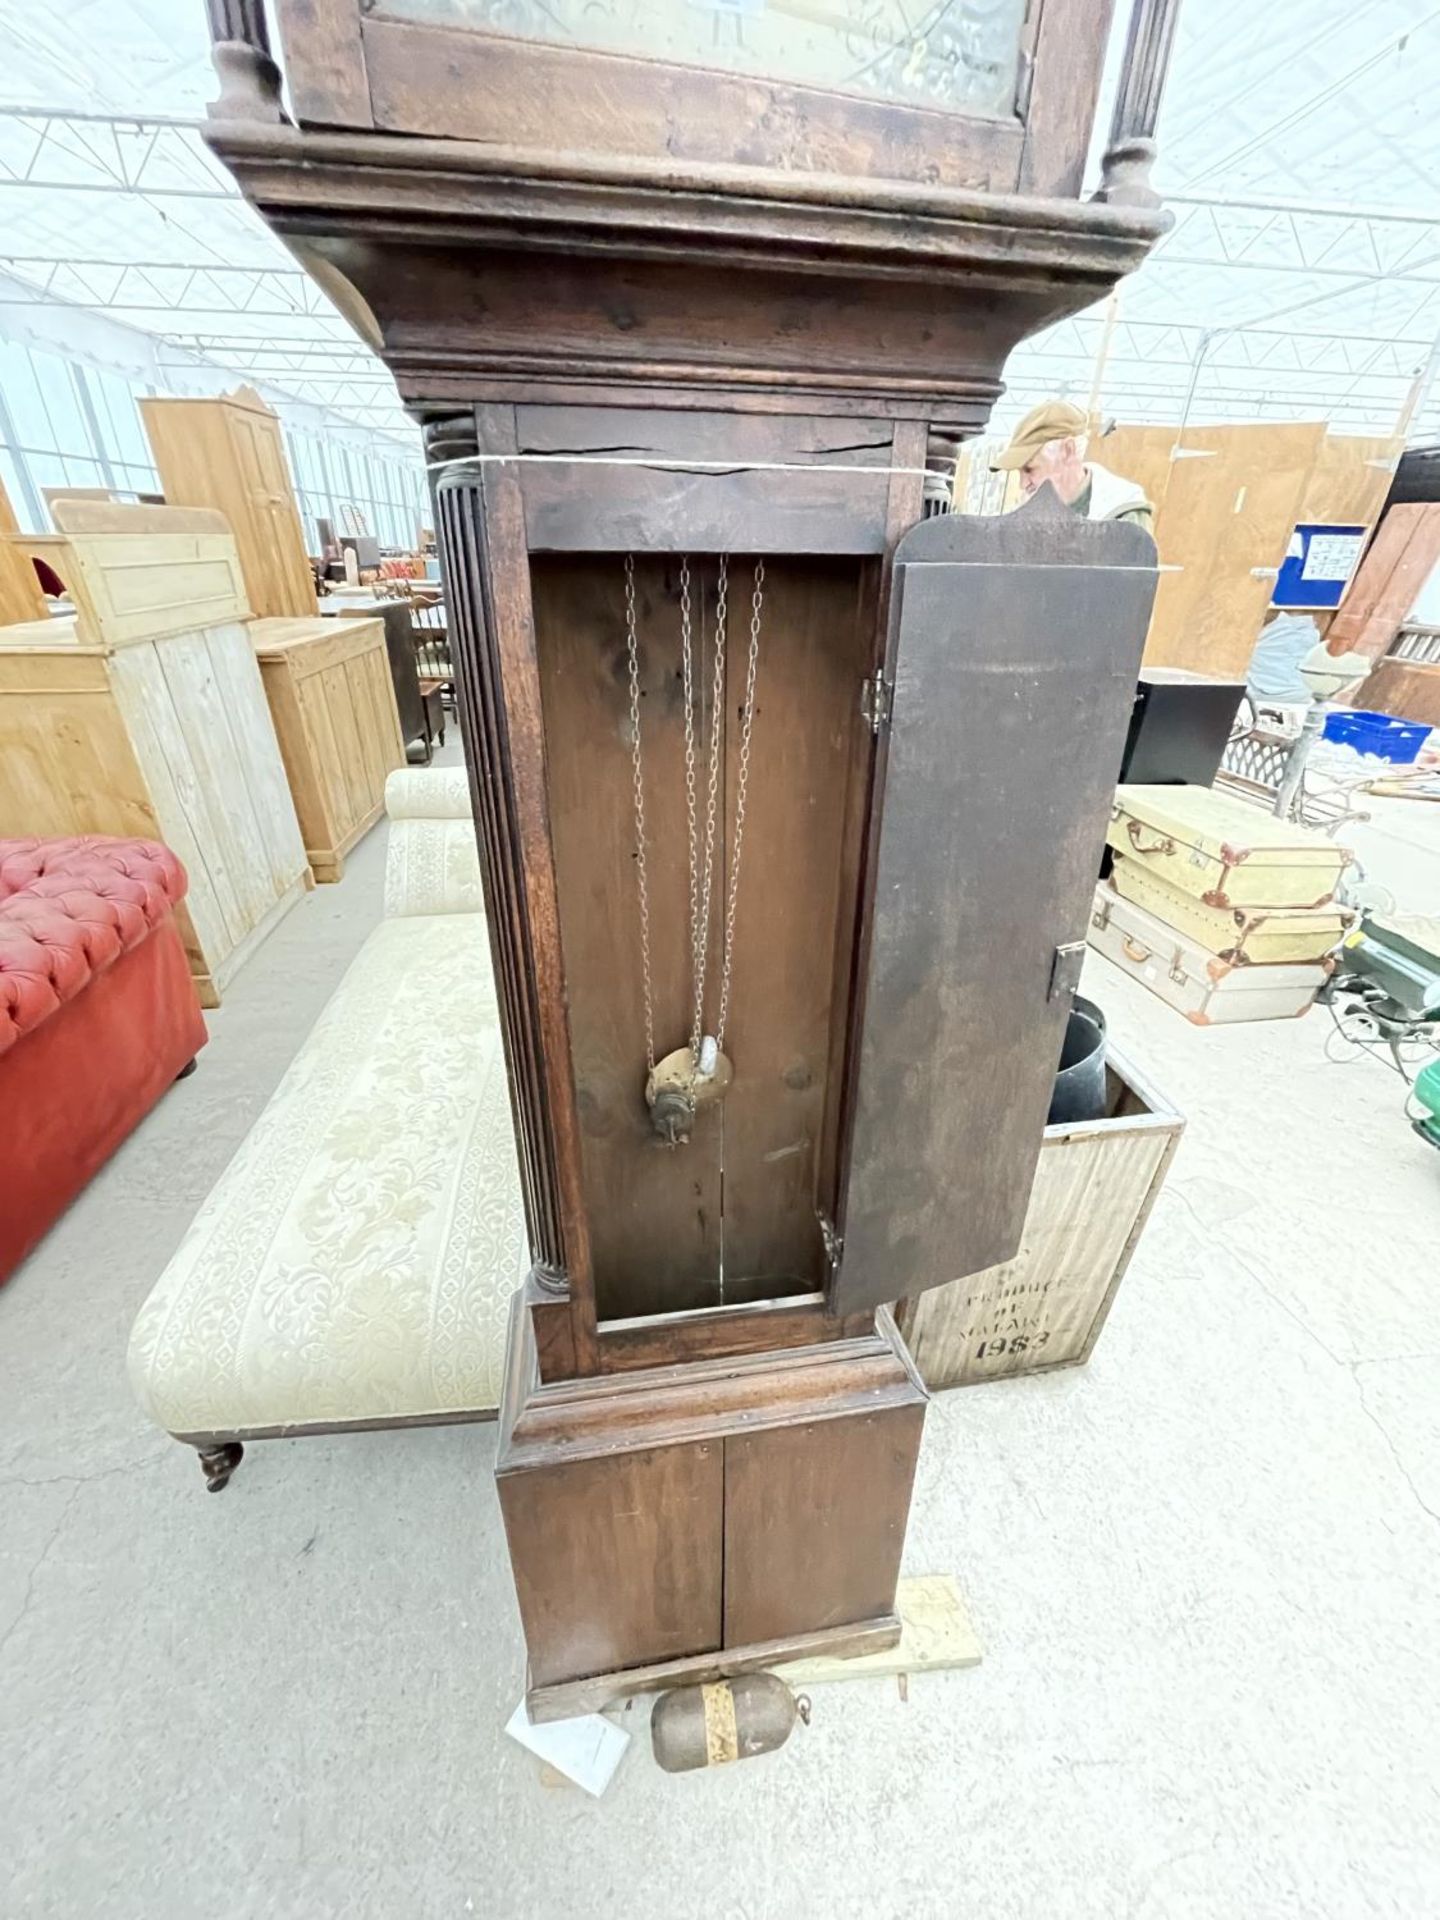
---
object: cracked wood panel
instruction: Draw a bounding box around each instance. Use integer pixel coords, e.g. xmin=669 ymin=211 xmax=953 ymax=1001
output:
xmin=513 ymin=407 xmax=895 ymax=554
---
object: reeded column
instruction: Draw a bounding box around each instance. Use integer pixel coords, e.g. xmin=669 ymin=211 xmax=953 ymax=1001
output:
xmin=426 ymin=412 xmax=568 ymax=1298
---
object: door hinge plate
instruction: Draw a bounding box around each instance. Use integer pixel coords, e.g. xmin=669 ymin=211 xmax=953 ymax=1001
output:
xmin=861 ymin=670 xmax=892 ymax=734
xmin=1048 ymin=940 xmax=1086 ymax=1002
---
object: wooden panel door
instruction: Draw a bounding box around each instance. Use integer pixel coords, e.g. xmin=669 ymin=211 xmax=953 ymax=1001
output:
xmin=1327 ymin=505 xmax=1440 ymax=663
xmin=832 ymin=492 xmax=1158 ymax=1317
xmin=723 ymin=1404 xmax=923 ymax=1646
xmin=498 ymin=1442 xmax=722 ymax=1688
xmin=228 ymin=408 xmax=315 ymax=618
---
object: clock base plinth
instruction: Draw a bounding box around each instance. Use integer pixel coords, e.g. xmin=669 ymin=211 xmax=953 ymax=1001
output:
xmin=495 ymin=1295 xmax=927 ymax=1711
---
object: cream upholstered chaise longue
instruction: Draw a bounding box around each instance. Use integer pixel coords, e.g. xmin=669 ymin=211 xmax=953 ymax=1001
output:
xmin=128 ymin=768 xmax=528 ymax=1488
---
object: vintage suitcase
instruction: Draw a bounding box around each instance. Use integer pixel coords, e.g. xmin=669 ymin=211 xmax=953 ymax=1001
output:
xmin=1107 ymin=784 xmax=1350 ymax=909
xmin=1111 ymin=855 xmax=1349 ymax=965
xmin=1089 ymin=883 xmax=1328 ymax=1024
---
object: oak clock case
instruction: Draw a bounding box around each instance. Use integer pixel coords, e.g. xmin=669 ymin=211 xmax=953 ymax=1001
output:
xmin=203 ymin=0 xmax=1176 ymax=1716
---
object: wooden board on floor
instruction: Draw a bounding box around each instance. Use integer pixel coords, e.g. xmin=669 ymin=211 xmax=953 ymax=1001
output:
xmin=526 ymin=1616 xmax=900 ymax=1725
xmin=774 ymin=1574 xmax=983 ymax=1684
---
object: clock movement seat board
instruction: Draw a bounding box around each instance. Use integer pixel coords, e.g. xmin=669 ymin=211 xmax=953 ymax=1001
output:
xmin=533 ymin=552 xmax=872 ymax=1321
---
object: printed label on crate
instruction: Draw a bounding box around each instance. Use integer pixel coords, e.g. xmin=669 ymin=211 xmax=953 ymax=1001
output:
xmin=944 ymin=1272 xmax=1100 ymax=1384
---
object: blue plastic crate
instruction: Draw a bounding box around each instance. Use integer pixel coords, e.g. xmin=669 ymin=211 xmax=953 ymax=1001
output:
xmin=1323 ymin=709 xmax=1432 ymax=765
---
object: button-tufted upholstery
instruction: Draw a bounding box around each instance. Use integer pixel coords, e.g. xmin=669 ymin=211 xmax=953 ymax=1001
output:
xmin=1 ymin=833 xmax=205 ymax=1287
xmin=0 ymin=838 xmax=189 ymax=1057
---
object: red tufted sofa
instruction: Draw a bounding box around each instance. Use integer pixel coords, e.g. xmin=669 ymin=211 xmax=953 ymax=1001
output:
xmin=0 ymin=837 xmax=207 ymax=1284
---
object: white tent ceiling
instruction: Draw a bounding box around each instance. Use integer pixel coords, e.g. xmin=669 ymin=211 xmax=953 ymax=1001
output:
xmin=0 ymin=0 xmax=1436 ymax=447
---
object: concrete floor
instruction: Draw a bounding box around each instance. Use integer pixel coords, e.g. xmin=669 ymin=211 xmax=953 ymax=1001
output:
xmin=4 ymin=782 xmax=1439 ymax=1919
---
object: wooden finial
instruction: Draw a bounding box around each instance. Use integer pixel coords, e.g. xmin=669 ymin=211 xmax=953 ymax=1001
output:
xmin=1094 ymin=0 xmax=1182 ymax=209
xmin=206 ymin=0 xmax=285 ymax=122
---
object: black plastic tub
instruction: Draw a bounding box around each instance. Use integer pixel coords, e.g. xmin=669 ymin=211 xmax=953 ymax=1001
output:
xmin=1048 ymin=993 xmax=1107 ymax=1126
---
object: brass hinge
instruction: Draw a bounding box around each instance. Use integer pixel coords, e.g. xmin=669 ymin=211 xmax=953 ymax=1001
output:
xmin=860 ymin=670 xmax=891 ymax=734
xmin=1014 ymin=48 xmax=1035 ymax=119
xmin=817 ymin=1211 xmax=843 ymax=1272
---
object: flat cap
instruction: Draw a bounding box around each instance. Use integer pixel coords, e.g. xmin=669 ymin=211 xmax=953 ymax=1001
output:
xmin=990 ymin=399 xmax=1089 ymax=470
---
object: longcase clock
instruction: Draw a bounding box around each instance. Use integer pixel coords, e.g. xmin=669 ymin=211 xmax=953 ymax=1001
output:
xmin=203 ymin=0 xmax=1180 ymax=1717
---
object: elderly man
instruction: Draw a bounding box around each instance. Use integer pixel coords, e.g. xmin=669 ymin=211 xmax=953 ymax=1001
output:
xmin=990 ymin=400 xmax=1153 ymax=530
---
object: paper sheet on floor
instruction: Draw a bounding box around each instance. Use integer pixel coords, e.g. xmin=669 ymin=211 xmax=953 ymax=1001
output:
xmin=505 ymin=1699 xmax=630 ymax=1797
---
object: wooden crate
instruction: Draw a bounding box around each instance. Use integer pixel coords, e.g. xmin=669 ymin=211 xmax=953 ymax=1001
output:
xmin=895 ymin=1047 xmax=1182 ymax=1389
xmin=0 ymin=504 xmax=310 ymax=1007
xmin=251 ymin=615 xmax=406 ymax=882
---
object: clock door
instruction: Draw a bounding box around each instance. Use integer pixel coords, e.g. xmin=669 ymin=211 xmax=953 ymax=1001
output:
xmin=830 ymin=492 xmax=1159 ymax=1319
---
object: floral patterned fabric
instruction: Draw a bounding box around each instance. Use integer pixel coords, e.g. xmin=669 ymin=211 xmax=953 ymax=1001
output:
xmin=128 ymin=774 xmax=526 ymax=1439
xmin=382 ymin=766 xmax=484 ymax=920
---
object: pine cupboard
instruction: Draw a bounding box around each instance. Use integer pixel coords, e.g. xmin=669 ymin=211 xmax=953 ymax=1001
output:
xmin=0 ymin=474 xmax=48 ymax=626
xmin=140 ymin=390 xmax=317 ymax=619
xmin=251 ymin=614 xmax=406 ymax=882
xmin=0 ymin=503 xmax=309 ymax=1006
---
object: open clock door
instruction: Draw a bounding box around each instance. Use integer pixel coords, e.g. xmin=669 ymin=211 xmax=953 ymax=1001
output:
xmin=831 ymin=491 xmax=1158 ymax=1318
